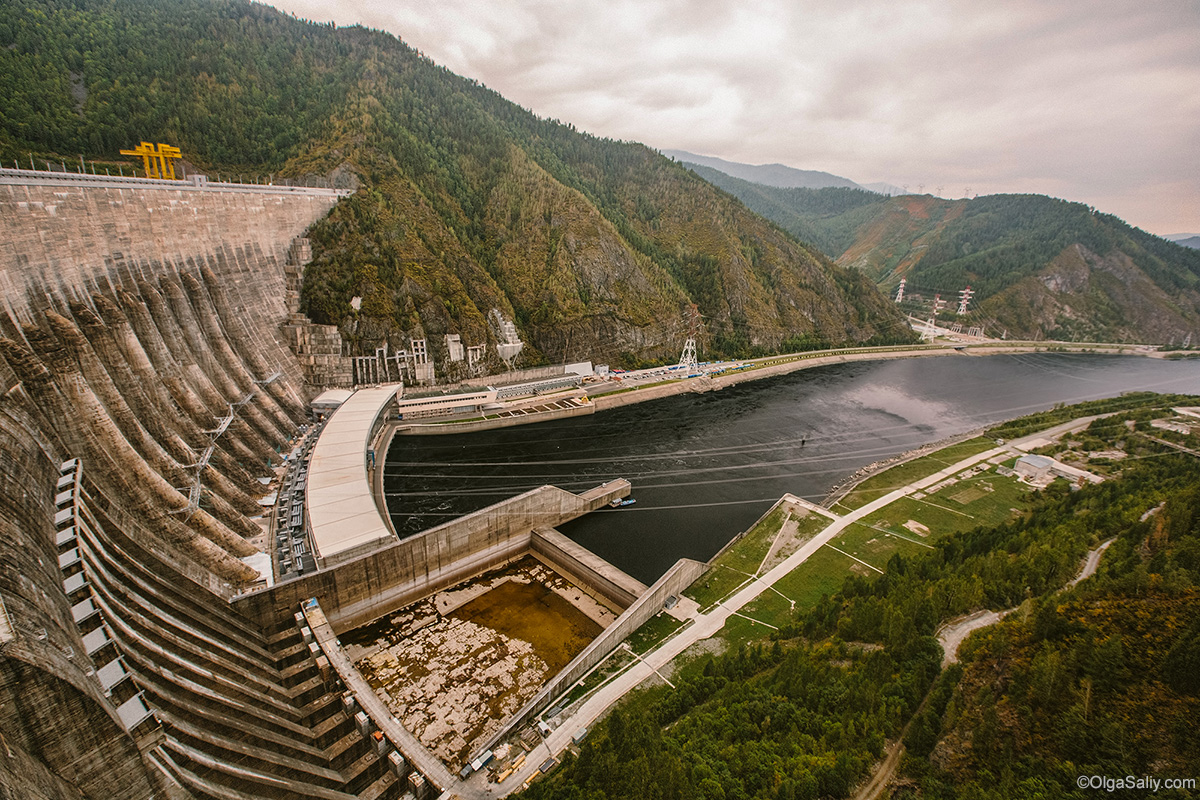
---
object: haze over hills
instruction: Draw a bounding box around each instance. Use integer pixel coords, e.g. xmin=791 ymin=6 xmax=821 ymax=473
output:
xmin=663 ymin=149 xmax=865 ymax=191
xmin=1166 ymin=234 xmax=1200 ymax=250
xmin=689 ymin=165 xmax=1200 ymax=344
xmin=0 ymin=0 xmax=914 ymax=370
xmin=665 ymin=150 xmax=906 ymax=197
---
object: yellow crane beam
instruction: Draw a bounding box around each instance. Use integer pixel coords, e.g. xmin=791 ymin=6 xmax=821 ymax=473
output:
xmin=119 ymin=141 xmax=183 ymax=180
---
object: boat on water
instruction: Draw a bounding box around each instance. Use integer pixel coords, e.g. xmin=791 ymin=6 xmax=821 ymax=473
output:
xmin=608 ymin=498 xmax=636 ymax=508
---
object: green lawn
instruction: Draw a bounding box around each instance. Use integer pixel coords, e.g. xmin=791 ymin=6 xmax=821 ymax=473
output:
xmin=732 ymin=547 xmax=858 ymax=633
xmin=625 ymin=612 xmax=685 ymax=656
xmin=715 ymin=471 xmax=1028 ymax=642
xmin=684 ymin=506 xmax=788 ymax=610
xmin=858 ymin=469 xmax=1030 ymax=539
xmin=678 ymin=444 xmax=1033 ymax=651
xmin=683 ymin=566 xmax=751 ymax=613
xmin=831 ymin=522 xmax=933 ymax=568
xmin=559 ymin=646 xmax=635 ymax=708
xmin=833 ymin=436 xmax=997 ymax=512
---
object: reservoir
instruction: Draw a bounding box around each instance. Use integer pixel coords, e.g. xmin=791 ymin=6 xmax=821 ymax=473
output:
xmin=384 ymin=353 xmax=1200 ymax=584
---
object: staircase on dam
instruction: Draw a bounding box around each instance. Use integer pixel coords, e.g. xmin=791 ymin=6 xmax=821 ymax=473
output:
xmin=0 ymin=172 xmax=424 ymax=798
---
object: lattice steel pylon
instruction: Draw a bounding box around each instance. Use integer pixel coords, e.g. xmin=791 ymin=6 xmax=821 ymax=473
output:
xmin=679 ymin=304 xmax=701 ymax=367
xmin=957 ymin=285 xmax=974 ymax=315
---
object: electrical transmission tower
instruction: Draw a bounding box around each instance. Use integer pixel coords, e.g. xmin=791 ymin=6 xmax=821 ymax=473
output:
xmin=957 ymin=286 xmax=974 ymax=315
xmin=894 ymin=278 xmax=906 ymax=303
xmin=679 ymin=304 xmax=701 ymax=368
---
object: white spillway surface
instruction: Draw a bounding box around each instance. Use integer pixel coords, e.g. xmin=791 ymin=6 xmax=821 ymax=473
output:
xmin=306 ymin=385 xmax=398 ymax=563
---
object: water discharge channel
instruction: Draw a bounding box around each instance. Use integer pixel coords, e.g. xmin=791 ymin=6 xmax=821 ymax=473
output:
xmin=385 ymin=353 xmax=1200 ymax=584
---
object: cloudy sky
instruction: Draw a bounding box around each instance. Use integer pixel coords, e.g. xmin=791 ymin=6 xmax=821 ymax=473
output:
xmin=272 ymin=0 xmax=1198 ymax=235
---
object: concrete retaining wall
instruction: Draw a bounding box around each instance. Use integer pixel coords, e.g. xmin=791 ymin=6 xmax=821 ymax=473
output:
xmin=592 ymin=381 xmax=696 ymax=412
xmin=395 ymin=400 xmax=595 ymax=435
xmin=531 ymin=527 xmax=648 ymax=611
xmin=235 ymin=480 xmax=630 ymax=631
xmin=479 ymin=556 xmax=707 ymax=754
xmin=302 ymin=600 xmax=456 ymax=792
xmin=457 ymin=364 xmax=567 ymax=388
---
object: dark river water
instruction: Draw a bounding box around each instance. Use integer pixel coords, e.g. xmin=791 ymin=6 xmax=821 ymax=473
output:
xmin=384 ymin=354 xmax=1200 ymax=584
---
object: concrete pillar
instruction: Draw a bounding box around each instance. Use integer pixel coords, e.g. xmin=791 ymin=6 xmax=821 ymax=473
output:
xmin=407 ymin=771 xmax=427 ymax=799
xmin=388 ymin=750 xmax=409 ymax=779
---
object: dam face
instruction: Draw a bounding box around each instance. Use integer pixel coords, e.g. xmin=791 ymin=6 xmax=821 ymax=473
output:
xmin=0 ymin=172 xmax=434 ymax=798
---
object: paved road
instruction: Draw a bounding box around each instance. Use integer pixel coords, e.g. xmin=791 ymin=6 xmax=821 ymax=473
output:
xmin=1069 ymin=537 xmax=1116 ymax=587
xmin=937 ymin=609 xmax=1008 ymax=668
xmin=937 ymin=533 xmax=1114 ymax=669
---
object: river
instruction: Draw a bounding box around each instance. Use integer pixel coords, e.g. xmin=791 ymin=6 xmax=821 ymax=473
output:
xmin=383 ymin=353 xmax=1200 ymax=584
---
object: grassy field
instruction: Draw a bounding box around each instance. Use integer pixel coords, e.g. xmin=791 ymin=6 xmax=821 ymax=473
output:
xmin=556 ymin=611 xmax=687 ymax=711
xmin=684 ymin=506 xmax=787 ymax=610
xmin=858 ymin=468 xmax=1030 ymax=539
xmin=625 ymin=612 xmax=686 ymax=655
xmin=832 ymin=436 xmax=997 ymax=512
xmin=713 ymin=465 xmax=1031 ymax=644
xmin=733 ymin=547 xmax=858 ymax=634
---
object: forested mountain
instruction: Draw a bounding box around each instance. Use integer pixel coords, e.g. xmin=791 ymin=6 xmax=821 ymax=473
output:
xmin=0 ymin=0 xmax=913 ymax=370
xmin=691 ymin=166 xmax=1200 ymax=345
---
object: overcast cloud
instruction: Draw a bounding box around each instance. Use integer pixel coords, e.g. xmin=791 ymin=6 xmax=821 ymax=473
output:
xmin=272 ymin=0 xmax=1198 ymax=235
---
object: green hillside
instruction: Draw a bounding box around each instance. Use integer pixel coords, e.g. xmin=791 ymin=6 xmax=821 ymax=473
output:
xmin=690 ymin=166 xmax=1200 ymax=344
xmin=0 ymin=0 xmax=914 ymax=370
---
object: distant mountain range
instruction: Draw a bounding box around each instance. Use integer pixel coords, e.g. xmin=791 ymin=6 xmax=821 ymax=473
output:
xmin=663 ymin=149 xmax=906 ymax=194
xmin=1166 ymin=234 xmax=1200 ymax=250
xmin=687 ymin=164 xmax=1200 ymax=344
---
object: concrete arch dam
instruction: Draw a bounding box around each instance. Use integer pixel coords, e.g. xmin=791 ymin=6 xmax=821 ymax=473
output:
xmin=0 ymin=172 xmax=448 ymax=799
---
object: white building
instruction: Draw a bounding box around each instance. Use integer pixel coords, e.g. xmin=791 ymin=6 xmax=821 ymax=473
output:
xmin=1014 ymin=454 xmax=1053 ymax=482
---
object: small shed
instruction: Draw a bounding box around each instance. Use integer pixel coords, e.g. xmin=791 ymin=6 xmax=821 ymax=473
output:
xmin=310 ymin=388 xmax=353 ymax=418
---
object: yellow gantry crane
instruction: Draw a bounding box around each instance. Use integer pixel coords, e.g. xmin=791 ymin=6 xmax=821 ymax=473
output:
xmin=119 ymin=141 xmax=183 ymax=179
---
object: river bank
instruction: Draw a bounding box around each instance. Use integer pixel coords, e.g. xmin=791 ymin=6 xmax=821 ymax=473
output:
xmin=389 ymin=341 xmax=1159 ymax=438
